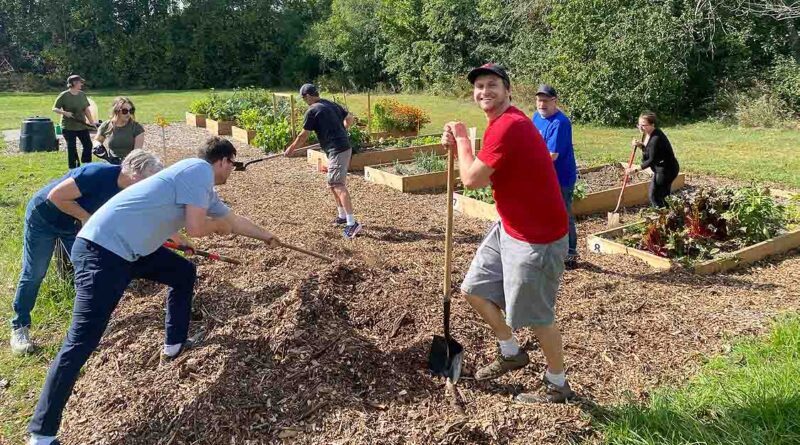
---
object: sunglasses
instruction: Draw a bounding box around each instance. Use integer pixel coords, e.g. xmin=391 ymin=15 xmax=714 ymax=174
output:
xmin=117 ymin=107 xmax=135 ymax=115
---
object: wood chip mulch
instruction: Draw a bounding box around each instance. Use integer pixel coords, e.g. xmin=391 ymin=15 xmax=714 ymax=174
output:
xmin=34 ymin=124 xmax=799 ymax=444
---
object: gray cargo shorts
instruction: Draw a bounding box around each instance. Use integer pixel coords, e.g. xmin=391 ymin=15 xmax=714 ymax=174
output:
xmin=327 ymin=149 xmax=351 ymax=186
xmin=461 ymin=221 xmax=568 ymax=329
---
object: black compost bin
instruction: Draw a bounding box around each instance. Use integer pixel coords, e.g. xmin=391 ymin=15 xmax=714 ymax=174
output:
xmin=19 ymin=117 xmax=58 ymax=152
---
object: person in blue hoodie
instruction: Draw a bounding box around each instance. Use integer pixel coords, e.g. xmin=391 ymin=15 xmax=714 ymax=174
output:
xmin=532 ymin=85 xmax=578 ymax=269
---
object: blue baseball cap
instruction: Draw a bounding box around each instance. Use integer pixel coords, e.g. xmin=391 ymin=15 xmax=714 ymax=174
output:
xmin=299 ymin=83 xmax=319 ymax=97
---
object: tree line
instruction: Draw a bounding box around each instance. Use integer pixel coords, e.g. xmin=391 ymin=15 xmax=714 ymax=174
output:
xmin=1 ymin=0 xmax=799 ymax=124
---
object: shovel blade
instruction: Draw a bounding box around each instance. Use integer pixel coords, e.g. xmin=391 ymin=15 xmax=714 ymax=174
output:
xmin=607 ymin=211 xmax=621 ymax=228
xmin=428 ymin=335 xmax=464 ymax=381
xmin=233 ymin=161 xmax=246 ymax=171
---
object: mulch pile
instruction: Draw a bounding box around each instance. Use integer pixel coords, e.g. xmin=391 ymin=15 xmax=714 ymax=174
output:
xmin=581 ymin=164 xmax=652 ymax=193
xmin=45 ymin=125 xmax=800 ymax=444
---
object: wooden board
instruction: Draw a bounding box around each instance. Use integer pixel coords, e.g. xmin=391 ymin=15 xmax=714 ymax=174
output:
xmin=231 ymin=126 xmax=256 ymax=144
xmin=307 ymin=143 xmax=447 ymax=171
xmin=185 ymin=112 xmax=206 ymax=128
xmin=573 ymin=172 xmax=686 ymax=216
xmin=206 ymin=119 xmax=233 ymax=136
xmin=364 ymin=160 xmax=459 ymax=192
xmin=587 ymin=221 xmax=800 ymax=274
xmin=453 ymin=191 xmax=498 ymax=221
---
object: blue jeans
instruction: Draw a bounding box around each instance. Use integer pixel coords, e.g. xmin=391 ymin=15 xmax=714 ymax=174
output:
xmin=11 ymin=201 xmax=78 ymax=329
xmin=28 ymin=237 xmax=197 ymax=436
xmin=560 ymin=185 xmax=578 ymax=258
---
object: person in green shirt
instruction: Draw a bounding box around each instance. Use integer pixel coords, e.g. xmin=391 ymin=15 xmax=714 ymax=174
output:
xmin=93 ymin=97 xmax=145 ymax=163
xmin=52 ymin=75 xmax=96 ymax=168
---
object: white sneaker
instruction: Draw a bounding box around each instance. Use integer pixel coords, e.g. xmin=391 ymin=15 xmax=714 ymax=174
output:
xmin=10 ymin=326 xmax=34 ymax=354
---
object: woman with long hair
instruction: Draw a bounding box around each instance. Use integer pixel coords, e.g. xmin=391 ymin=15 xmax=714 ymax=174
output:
xmin=93 ymin=97 xmax=145 ymax=163
xmin=629 ymin=112 xmax=680 ymax=207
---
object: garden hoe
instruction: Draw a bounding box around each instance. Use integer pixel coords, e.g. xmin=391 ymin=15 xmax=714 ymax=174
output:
xmin=428 ymin=142 xmax=464 ymax=384
xmin=233 ymin=153 xmax=282 ymax=171
xmin=275 ymin=240 xmax=335 ymax=263
xmin=607 ymin=133 xmax=644 ymax=228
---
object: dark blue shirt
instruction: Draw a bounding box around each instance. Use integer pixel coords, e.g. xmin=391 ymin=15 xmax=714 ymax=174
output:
xmin=303 ymin=99 xmax=350 ymax=156
xmin=532 ymin=110 xmax=577 ymax=187
xmin=31 ymin=163 xmax=122 ymax=231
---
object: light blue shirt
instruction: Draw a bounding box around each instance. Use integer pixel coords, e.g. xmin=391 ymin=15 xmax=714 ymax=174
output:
xmin=78 ymin=158 xmax=230 ymax=261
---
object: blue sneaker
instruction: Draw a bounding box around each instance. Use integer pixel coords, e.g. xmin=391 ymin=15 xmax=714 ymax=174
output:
xmin=332 ymin=216 xmax=347 ymax=226
xmin=343 ymin=222 xmax=362 ymax=239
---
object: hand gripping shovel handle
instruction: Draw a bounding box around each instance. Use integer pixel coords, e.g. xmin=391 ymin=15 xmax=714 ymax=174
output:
xmin=163 ymin=242 xmax=242 ymax=265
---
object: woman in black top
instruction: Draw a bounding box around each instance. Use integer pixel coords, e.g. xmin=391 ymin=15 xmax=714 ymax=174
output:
xmin=630 ymin=112 xmax=679 ymax=208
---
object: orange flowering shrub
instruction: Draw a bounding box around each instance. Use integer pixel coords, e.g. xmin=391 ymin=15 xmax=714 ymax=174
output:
xmin=373 ymin=99 xmax=431 ymax=133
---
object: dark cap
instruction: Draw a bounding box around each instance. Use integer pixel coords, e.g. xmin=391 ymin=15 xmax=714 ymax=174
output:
xmin=536 ymin=84 xmax=557 ymax=98
xmin=467 ymin=63 xmax=510 ymax=88
xmin=299 ymin=83 xmax=319 ymax=97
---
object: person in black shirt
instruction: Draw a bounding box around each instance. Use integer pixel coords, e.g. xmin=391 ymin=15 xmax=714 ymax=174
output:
xmin=628 ymin=112 xmax=680 ymax=208
xmin=285 ymin=84 xmax=361 ymax=239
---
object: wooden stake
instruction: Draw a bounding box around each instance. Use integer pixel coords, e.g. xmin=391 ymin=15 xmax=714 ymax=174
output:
xmin=290 ymin=95 xmax=296 ymax=139
xmin=367 ymin=91 xmax=371 ymax=135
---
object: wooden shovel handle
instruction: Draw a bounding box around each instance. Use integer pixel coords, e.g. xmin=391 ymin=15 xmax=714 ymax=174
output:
xmin=613 ymin=134 xmax=643 ymax=214
xmin=163 ymin=242 xmax=242 ymax=265
xmin=444 ymin=143 xmax=455 ymax=304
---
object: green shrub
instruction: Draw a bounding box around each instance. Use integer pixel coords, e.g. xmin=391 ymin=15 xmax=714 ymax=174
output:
xmin=188 ymin=98 xmax=212 ymax=115
xmin=463 ymin=186 xmax=494 ymax=204
xmin=733 ymin=87 xmax=793 ymax=129
xmin=771 ymin=56 xmax=800 ymax=115
xmin=373 ymin=99 xmax=431 ymax=133
xmin=252 ymin=120 xmax=293 ymax=153
xmin=236 ymin=108 xmax=263 ymax=131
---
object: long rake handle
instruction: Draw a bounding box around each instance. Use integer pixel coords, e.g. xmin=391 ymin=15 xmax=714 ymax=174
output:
xmin=612 ymin=134 xmax=643 ymax=214
xmin=163 ymin=242 xmax=242 ymax=265
xmin=278 ymin=241 xmax=334 ymax=263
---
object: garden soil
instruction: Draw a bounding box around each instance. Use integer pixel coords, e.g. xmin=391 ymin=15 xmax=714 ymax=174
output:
xmin=46 ymin=125 xmax=800 ymax=444
xmin=581 ymin=164 xmax=652 ymax=193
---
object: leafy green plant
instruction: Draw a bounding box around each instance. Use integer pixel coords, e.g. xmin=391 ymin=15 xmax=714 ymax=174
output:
xmin=412 ymin=151 xmax=446 ymax=173
xmin=463 ymin=186 xmax=494 ymax=204
xmin=188 ymin=98 xmax=212 ymax=115
xmin=252 ymin=119 xmax=292 ymax=153
xmin=236 ymin=108 xmax=263 ymax=131
xmin=348 ymin=125 xmax=369 ymax=152
xmin=573 ymin=180 xmax=588 ymax=200
xmin=618 ymin=186 xmax=789 ymax=264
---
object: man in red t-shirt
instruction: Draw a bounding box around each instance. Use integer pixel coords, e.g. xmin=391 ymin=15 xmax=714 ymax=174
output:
xmin=442 ymin=63 xmax=574 ymax=403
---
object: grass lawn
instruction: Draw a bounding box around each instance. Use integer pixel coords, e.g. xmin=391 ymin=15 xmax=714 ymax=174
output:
xmin=3 ymin=90 xmax=798 ymax=188
xmin=0 ymin=151 xmax=75 ymax=442
xmin=596 ymin=315 xmax=800 ymax=444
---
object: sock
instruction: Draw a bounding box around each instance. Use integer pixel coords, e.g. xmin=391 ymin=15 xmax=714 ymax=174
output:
xmin=337 ymin=206 xmax=346 ymax=218
xmin=545 ymin=369 xmax=566 ymax=387
xmin=163 ymin=343 xmax=182 ymax=357
xmin=346 ymin=213 xmax=356 ymax=225
xmin=29 ymin=434 xmax=57 ymax=445
xmin=498 ymin=335 xmax=520 ymax=357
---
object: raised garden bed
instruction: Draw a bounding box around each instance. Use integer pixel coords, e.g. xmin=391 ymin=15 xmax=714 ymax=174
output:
xmin=364 ymin=158 xmax=455 ymax=193
xmin=206 ymin=118 xmax=234 ymax=136
xmin=185 ymin=112 xmax=206 ymax=128
xmin=453 ymin=163 xmax=686 ymax=221
xmin=587 ymin=187 xmax=800 ymax=274
xmin=306 ymin=135 xmax=447 ymax=171
xmin=231 ymin=125 xmax=256 ymax=144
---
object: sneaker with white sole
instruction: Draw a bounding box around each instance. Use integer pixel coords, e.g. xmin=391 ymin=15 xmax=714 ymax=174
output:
xmin=343 ymin=222 xmax=362 ymax=239
xmin=10 ymin=326 xmax=34 ymax=354
xmin=514 ymin=373 xmax=576 ymax=404
xmin=332 ymin=216 xmax=347 ymax=226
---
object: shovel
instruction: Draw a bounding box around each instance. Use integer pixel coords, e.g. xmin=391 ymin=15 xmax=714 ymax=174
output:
xmin=607 ymin=134 xmax=643 ymax=228
xmin=163 ymin=241 xmax=242 ymax=265
xmin=233 ymin=153 xmax=282 ymax=171
xmin=428 ymin=141 xmax=464 ymax=383
xmin=275 ymin=240 xmax=335 ymax=263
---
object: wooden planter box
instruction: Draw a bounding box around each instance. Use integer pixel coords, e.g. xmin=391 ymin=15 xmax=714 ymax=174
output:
xmin=573 ymin=163 xmax=686 ymax=216
xmin=306 ymin=143 xmax=446 ymax=171
xmin=231 ymin=126 xmax=256 ymax=144
xmin=206 ymin=119 xmax=234 ymax=136
xmin=587 ymin=221 xmax=800 ymax=274
xmin=453 ymin=189 xmax=498 ymax=221
xmin=364 ymin=160 xmax=459 ymax=193
xmin=185 ymin=112 xmax=206 ymax=128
